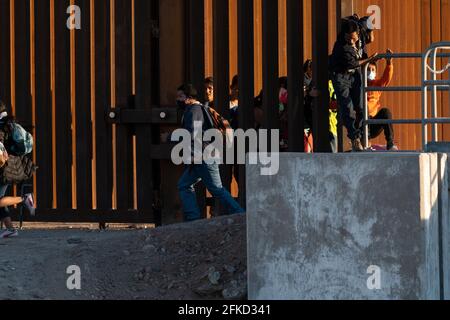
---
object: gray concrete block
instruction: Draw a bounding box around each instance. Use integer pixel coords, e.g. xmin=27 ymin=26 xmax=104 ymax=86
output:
xmin=427 ymin=142 xmax=450 ymax=300
xmin=247 ymin=153 xmax=446 ymax=300
xmin=437 ymin=153 xmax=450 ymax=299
xmin=427 ymin=145 xmax=450 ymax=299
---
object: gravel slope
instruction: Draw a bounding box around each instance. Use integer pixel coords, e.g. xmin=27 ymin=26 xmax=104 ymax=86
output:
xmin=0 ymin=215 xmax=247 ymax=300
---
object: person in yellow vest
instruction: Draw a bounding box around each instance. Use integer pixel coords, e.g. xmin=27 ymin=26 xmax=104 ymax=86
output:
xmin=367 ymin=49 xmax=398 ymax=151
xmin=328 ymin=81 xmax=338 ymax=153
xmin=304 ymin=60 xmax=339 ymax=153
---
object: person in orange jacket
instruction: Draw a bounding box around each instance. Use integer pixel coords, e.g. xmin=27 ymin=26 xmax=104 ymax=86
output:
xmin=367 ymin=49 xmax=398 ymax=151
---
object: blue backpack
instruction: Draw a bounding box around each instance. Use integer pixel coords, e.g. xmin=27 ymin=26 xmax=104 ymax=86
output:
xmin=9 ymin=122 xmax=33 ymax=156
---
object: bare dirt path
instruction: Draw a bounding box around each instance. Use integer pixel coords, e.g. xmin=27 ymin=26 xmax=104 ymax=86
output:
xmin=0 ymin=215 xmax=247 ymax=300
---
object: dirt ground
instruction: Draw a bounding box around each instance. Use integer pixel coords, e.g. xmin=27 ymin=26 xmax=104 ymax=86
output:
xmin=0 ymin=215 xmax=247 ymax=300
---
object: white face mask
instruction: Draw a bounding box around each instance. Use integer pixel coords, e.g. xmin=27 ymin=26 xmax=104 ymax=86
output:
xmin=368 ymin=72 xmax=376 ymax=81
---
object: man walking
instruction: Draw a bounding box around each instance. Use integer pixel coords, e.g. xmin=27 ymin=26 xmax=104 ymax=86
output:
xmin=176 ymin=84 xmax=245 ymax=222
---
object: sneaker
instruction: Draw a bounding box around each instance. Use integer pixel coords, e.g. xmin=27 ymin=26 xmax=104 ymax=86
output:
xmin=0 ymin=228 xmax=18 ymax=238
xmin=23 ymin=193 xmax=36 ymax=216
xmin=387 ymin=145 xmax=399 ymax=152
xmin=351 ymin=139 xmax=364 ymax=152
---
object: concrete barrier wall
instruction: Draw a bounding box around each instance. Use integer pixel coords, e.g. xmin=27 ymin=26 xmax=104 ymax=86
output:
xmin=247 ymin=153 xmax=448 ymax=300
xmin=437 ymin=153 xmax=450 ymax=300
xmin=424 ymin=144 xmax=450 ymax=299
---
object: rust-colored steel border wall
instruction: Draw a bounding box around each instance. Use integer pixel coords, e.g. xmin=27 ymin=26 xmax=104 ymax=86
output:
xmin=206 ymin=0 xmax=449 ymax=150
xmin=1 ymin=0 xmax=448 ymax=223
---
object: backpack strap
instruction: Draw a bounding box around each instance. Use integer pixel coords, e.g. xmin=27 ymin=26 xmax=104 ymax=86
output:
xmin=208 ymin=107 xmax=232 ymax=131
xmin=200 ymin=104 xmax=216 ymax=130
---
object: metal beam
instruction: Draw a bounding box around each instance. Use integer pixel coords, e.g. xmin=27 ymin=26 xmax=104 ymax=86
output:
xmin=365 ymin=86 xmax=449 ymax=92
xmin=262 ymin=0 xmax=279 ymax=132
xmin=237 ymin=0 xmax=254 ymax=209
xmin=213 ymin=0 xmax=230 ymax=116
xmin=0 ymin=1 xmax=11 ymax=108
xmin=287 ymin=0 xmax=304 ymax=152
xmin=186 ymin=0 xmax=205 ymax=101
xmin=213 ymin=0 xmax=231 ymax=216
xmin=135 ymin=0 xmax=158 ymax=222
xmin=93 ymin=0 xmax=113 ymax=211
xmin=340 ymin=0 xmax=353 ymax=17
xmin=238 ymin=0 xmax=255 ymax=131
xmin=13 ymin=209 xmax=154 ymax=224
xmin=366 ymin=118 xmax=450 ymax=125
xmin=107 ymin=107 xmax=180 ymax=124
xmin=312 ymin=0 xmax=331 ymax=152
xmin=336 ymin=0 xmax=344 ymax=152
xmin=34 ymin=0 xmax=53 ymax=208
xmin=74 ymin=0 xmax=93 ymax=210
xmin=185 ymin=0 xmax=207 ymax=219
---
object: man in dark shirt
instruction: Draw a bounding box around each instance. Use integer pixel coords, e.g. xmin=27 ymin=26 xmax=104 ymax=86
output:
xmin=330 ymin=20 xmax=377 ymax=151
xmin=175 ymin=84 xmax=245 ymax=222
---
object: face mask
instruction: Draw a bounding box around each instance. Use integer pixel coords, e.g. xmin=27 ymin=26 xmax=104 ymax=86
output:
xmin=176 ymin=100 xmax=186 ymax=109
xmin=368 ymin=72 xmax=376 ymax=81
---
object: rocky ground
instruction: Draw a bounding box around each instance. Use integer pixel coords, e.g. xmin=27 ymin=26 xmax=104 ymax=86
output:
xmin=0 ymin=215 xmax=247 ymax=300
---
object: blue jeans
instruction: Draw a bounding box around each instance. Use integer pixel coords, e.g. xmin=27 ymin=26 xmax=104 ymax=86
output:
xmin=332 ymin=71 xmax=363 ymax=140
xmin=178 ymin=163 xmax=245 ymax=222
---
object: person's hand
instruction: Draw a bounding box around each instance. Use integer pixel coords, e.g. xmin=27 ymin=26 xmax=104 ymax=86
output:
xmin=360 ymin=52 xmax=379 ymax=66
xmin=386 ymin=49 xmax=393 ymax=65
xmin=369 ymin=52 xmax=379 ymax=61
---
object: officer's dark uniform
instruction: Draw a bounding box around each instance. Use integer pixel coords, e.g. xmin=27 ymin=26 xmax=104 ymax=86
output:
xmin=329 ymin=35 xmax=364 ymax=141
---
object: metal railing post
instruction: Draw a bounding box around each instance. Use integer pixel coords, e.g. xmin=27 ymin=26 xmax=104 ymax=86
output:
xmin=432 ymin=48 xmax=438 ymax=142
xmin=358 ymin=43 xmax=450 ymax=152
xmin=422 ymin=49 xmax=429 ymax=151
xmin=363 ymin=63 xmax=370 ymax=148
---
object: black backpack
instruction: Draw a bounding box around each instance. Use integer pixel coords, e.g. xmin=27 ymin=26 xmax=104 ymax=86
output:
xmin=0 ymin=121 xmax=36 ymax=185
xmin=1 ymin=155 xmax=36 ymax=185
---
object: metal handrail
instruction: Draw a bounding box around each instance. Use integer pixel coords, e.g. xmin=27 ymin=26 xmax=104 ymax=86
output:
xmin=366 ymin=86 xmax=448 ymax=92
xmin=362 ymin=42 xmax=450 ymax=151
xmin=422 ymin=43 xmax=450 ymax=148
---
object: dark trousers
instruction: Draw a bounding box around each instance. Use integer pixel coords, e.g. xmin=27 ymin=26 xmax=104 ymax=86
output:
xmin=0 ymin=184 xmax=10 ymax=220
xmin=332 ymin=71 xmax=363 ymax=140
xmin=369 ymin=108 xmax=394 ymax=148
xmin=178 ymin=163 xmax=244 ymax=222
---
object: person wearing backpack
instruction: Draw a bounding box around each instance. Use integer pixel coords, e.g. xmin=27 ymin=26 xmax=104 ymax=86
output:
xmin=0 ymin=101 xmax=35 ymax=239
xmin=175 ymin=84 xmax=245 ymax=222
